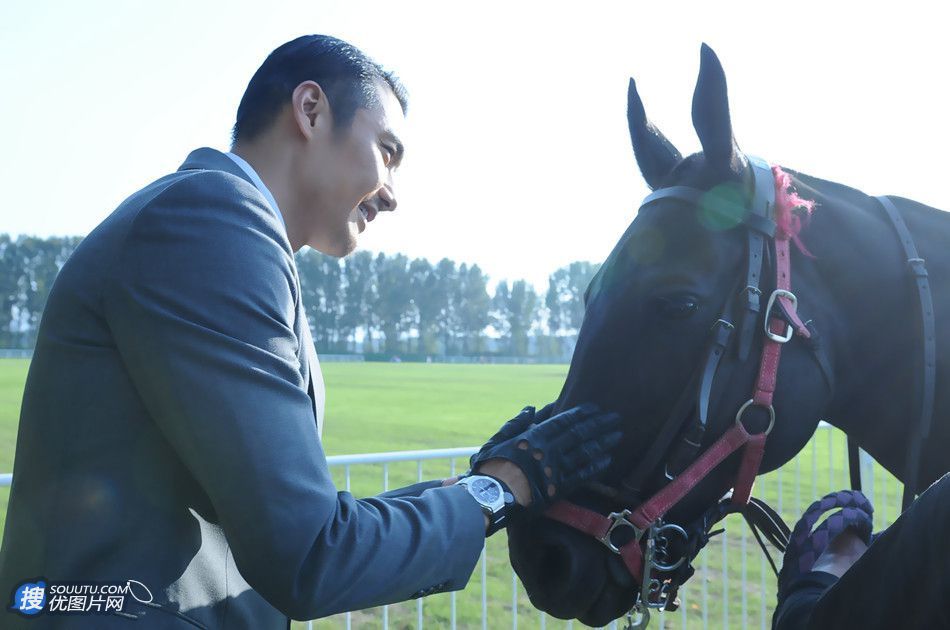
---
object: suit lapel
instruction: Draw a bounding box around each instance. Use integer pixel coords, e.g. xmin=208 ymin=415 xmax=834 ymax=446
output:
xmin=293 ymin=266 xmax=324 ymax=439
xmin=297 ymin=309 xmax=325 ymax=438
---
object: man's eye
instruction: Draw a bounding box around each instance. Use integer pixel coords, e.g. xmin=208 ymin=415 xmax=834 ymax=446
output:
xmin=381 ymin=144 xmax=396 ymax=164
xmin=654 ymin=296 xmax=700 ymax=319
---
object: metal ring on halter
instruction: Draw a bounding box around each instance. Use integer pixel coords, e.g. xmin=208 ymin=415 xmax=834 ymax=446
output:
xmin=764 ymin=289 xmax=797 ymax=343
xmin=651 ymin=523 xmax=689 ymax=572
xmin=599 ymin=509 xmax=644 ymax=554
xmin=735 ymin=399 xmax=775 ymax=436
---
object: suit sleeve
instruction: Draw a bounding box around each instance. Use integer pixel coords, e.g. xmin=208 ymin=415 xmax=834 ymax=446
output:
xmin=378 ymin=480 xmax=446 ymax=498
xmin=772 ymin=572 xmax=837 ymax=630
xmin=102 ymin=171 xmax=485 ymax=619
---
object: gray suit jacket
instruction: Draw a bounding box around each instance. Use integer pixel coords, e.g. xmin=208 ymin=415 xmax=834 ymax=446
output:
xmin=0 ymin=148 xmax=485 ymax=629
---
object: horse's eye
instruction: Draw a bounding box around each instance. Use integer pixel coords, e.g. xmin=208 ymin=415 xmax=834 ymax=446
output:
xmin=655 ymin=296 xmax=700 ymax=319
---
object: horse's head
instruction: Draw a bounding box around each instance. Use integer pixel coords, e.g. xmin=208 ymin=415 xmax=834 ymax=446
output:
xmin=507 ymin=45 xmax=834 ymax=625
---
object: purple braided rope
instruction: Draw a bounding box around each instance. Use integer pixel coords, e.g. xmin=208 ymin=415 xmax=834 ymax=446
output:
xmin=777 ymin=490 xmax=874 ymax=600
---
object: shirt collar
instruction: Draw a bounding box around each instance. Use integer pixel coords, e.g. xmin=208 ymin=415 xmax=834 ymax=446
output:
xmin=225 ymin=151 xmax=285 ymax=228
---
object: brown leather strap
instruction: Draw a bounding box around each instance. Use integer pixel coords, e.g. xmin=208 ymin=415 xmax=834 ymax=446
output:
xmin=631 ymin=423 xmax=754 ymax=527
xmin=545 ymin=421 xmax=760 ymax=583
xmin=544 ymin=501 xmax=613 ymax=540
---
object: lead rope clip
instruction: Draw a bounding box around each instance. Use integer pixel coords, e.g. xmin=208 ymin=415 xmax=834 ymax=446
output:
xmin=624 ymin=526 xmax=659 ymax=629
xmin=623 ymin=602 xmax=650 ymax=630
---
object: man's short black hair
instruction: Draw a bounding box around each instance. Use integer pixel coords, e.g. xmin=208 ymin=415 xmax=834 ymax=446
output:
xmin=232 ymin=35 xmax=408 ymax=144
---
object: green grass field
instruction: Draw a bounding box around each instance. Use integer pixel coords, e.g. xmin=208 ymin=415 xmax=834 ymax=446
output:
xmin=0 ymin=359 xmax=903 ymax=629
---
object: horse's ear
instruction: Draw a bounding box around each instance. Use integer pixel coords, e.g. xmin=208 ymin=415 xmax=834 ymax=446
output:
xmin=628 ymin=77 xmax=682 ymax=191
xmin=691 ymin=44 xmax=741 ymax=171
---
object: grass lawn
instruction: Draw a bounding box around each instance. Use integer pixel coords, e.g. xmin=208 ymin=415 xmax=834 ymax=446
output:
xmin=0 ymin=359 xmax=902 ymax=629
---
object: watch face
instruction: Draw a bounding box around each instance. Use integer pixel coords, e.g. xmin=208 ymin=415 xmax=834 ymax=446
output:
xmin=470 ymin=477 xmax=501 ymax=503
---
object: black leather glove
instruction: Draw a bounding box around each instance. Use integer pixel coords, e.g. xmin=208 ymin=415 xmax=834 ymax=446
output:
xmin=468 ymin=403 xmax=558 ymax=468
xmin=470 ymin=403 xmax=622 ymax=513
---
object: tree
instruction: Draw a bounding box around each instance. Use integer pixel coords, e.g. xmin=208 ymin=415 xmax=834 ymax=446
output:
xmin=0 ymin=235 xmax=21 ymax=346
xmin=2 ymin=236 xmax=82 ymax=347
xmin=506 ymin=280 xmax=539 ymax=356
xmin=321 ymin=255 xmax=344 ymax=351
xmin=339 ymin=251 xmax=375 ymax=353
xmin=433 ymin=258 xmax=459 ymax=354
xmin=458 ymin=264 xmax=490 ymax=354
xmin=0 ymin=230 xmax=598 ymax=359
xmin=564 ymin=261 xmax=600 ymax=332
xmin=408 ymin=257 xmax=439 ymax=354
xmin=545 ymin=272 xmax=565 ymax=336
xmin=296 ymin=250 xmax=343 ymax=352
xmin=29 ymin=236 xmax=81 ymax=330
xmin=545 ymin=261 xmax=600 ymax=332
xmin=490 ymin=280 xmax=511 ymax=353
xmin=541 ymin=262 xmax=599 ymax=359
xmin=373 ymin=253 xmax=412 ymax=354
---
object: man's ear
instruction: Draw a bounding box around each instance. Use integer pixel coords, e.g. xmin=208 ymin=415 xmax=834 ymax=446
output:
xmin=291 ymin=81 xmax=332 ymax=139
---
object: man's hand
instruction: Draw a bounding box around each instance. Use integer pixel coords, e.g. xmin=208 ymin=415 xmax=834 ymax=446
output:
xmin=464 ymin=404 xmax=551 ymax=506
xmin=469 ymin=404 xmax=554 ymax=464
xmin=470 ymin=403 xmax=622 ymax=513
xmin=811 ymin=528 xmax=868 ymax=578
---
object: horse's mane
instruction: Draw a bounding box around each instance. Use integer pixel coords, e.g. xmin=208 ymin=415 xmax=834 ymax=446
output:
xmin=772 ymin=165 xmax=816 ymax=257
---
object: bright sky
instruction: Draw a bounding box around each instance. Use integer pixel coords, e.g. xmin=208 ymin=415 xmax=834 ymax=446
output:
xmin=1 ymin=1 xmax=947 ymax=290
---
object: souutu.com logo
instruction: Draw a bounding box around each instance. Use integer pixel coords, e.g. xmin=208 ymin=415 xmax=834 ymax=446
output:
xmin=9 ymin=578 xmax=153 ymax=618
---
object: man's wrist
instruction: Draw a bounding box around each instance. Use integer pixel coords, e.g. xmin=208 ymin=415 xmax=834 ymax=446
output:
xmin=473 ymin=459 xmax=531 ymax=507
xmin=457 ymin=473 xmax=515 ymax=536
xmin=440 ymin=476 xmax=491 ymax=533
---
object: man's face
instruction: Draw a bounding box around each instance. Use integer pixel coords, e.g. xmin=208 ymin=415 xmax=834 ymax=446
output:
xmin=299 ymin=81 xmax=405 ymax=257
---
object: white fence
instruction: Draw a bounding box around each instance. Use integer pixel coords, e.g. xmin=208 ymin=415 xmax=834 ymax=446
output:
xmin=0 ymin=426 xmax=899 ymax=630
xmin=0 ymin=349 xmax=32 ymax=359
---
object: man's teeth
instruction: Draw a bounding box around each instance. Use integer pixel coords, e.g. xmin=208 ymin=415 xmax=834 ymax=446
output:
xmin=359 ymin=207 xmax=369 ymax=221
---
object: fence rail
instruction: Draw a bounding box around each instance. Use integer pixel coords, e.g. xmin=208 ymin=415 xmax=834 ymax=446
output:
xmin=0 ymin=425 xmax=896 ymax=629
xmin=0 ymin=349 xmax=32 ymax=359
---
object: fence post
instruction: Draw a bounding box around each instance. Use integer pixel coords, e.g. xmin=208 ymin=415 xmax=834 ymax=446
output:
xmin=859 ymin=449 xmax=875 ymax=500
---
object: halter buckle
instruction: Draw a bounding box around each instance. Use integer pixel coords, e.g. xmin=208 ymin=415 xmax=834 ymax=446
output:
xmin=599 ymin=509 xmax=645 ymax=554
xmin=907 ymin=257 xmax=928 ymax=278
xmin=710 ymin=318 xmax=735 ymax=332
xmin=764 ymin=289 xmax=797 ymax=343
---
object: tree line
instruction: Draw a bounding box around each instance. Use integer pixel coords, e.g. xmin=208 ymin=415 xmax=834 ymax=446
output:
xmin=0 ymin=234 xmax=599 ymax=360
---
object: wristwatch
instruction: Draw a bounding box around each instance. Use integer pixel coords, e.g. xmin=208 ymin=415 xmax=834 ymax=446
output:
xmin=457 ymin=474 xmax=516 ymax=536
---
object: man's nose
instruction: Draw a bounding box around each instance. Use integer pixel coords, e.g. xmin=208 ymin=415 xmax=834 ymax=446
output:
xmin=378 ymin=185 xmax=397 ymax=213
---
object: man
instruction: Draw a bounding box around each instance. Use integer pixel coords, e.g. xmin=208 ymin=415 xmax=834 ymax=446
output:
xmin=772 ymin=475 xmax=950 ymax=629
xmin=0 ymin=35 xmax=621 ymax=628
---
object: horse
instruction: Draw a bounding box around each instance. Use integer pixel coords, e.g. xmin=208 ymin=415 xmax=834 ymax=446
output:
xmin=505 ymin=44 xmax=950 ymax=627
